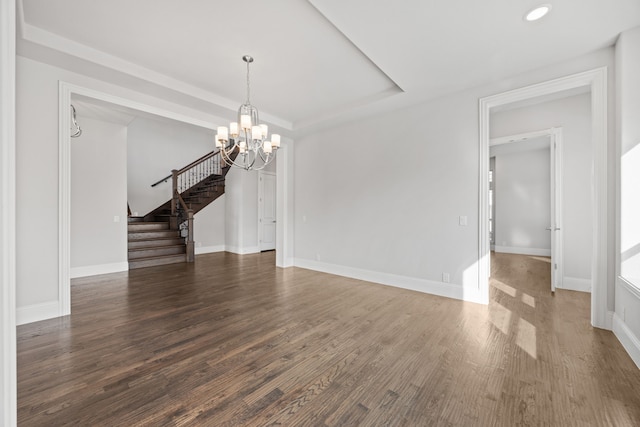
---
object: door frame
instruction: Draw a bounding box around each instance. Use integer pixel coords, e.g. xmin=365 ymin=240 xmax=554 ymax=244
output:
xmin=479 ymin=67 xmax=609 ymax=329
xmin=58 ymin=82 xmax=294 ymax=318
xmin=1 ymin=0 xmax=17 ymax=422
xmin=490 ymin=128 xmax=564 ymax=291
xmin=258 ymin=170 xmax=276 ymax=252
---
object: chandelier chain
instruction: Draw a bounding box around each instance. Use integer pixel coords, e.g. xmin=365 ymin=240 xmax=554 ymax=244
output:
xmin=245 ymin=59 xmax=251 ymax=104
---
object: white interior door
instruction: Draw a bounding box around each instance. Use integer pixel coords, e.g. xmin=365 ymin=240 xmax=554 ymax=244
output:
xmin=548 ymin=132 xmax=563 ymax=293
xmin=258 ymin=172 xmax=276 ymax=251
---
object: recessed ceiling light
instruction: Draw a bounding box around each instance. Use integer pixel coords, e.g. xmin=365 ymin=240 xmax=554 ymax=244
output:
xmin=524 ymin=4 xmax=552 ymax=21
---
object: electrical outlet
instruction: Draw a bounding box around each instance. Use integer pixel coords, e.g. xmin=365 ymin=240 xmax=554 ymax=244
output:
xmin=442 ymin=273 xmax=450 ymax=283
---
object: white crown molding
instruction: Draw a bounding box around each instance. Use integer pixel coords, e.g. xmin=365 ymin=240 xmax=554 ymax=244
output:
xmin=16 ymin=4 xmax=293 ymax=131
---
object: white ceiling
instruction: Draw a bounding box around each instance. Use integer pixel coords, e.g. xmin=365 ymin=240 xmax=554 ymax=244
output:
xmin=17 ymin=0 xmax=640 ymax=135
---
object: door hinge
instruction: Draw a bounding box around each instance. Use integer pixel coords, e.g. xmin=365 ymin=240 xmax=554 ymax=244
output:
xmin=554 ymin=263 xmax=558 ymax=270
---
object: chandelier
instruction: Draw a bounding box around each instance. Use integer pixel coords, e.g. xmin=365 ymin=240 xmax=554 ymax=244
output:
xmin=215 ymin=55 xmax=280 ymax=170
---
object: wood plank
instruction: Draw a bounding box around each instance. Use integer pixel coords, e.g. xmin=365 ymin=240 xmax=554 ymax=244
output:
xmin=17 ymin=251 xmax=640 ymax=426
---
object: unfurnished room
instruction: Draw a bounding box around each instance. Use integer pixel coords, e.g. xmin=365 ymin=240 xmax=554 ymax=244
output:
xmin=2 ymin=1 xmax=640 ymax=425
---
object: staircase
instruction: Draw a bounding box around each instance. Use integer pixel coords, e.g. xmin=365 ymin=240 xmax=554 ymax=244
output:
xmin=127 ymin=149 xmax=235 ymax=270
xmin=127 ymin=218 xmax=186 ymax=269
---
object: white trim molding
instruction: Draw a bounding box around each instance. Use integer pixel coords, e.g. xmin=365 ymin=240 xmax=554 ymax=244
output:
xmin=493 ymin=246 xmax=552 ymax=257
xmin=613 ymin=313 xmax=640 ymax=369
xmin=16 ymin=301 xmax=62 ymax=326
xmin=294 ymin=258 xmax=485 ymax=305
xmin=70 ymin=262 xmax=129 ymax=279
xmin=479 ymin=67 xmax=609 ymax=329
xmin=225 ymin=246 xmax=261 ymax=255
xmin=195 ymin=245 xmax=226 ymax=255
xmin=1 ymin=0 xmax=17 ymax=423
xmin=560 ymin=277 xmax=591 ymax=293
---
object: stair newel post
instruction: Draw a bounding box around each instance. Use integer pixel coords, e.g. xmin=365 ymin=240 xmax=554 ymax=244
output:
xmin=171 ymin=170 xmax=179 ymax=215
xmin=186 ymin=209 xmax=195 ymax=262
xmin=170 ymin=169 xmax=179 ymax=230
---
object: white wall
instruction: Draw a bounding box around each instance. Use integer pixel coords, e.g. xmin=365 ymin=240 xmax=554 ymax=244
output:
xmin=491 ymin=143 xmax=551 ymax=256
xmin=225 ymin=167 xmax=260 ymax=254
xmin=491 ymin=94 xmax=592 ymax=289
xmin=614 ymin=26 xmax=640 ymax=368
xmin=293 ymin=48 xmax=614 ymax=304
xmin=194 ymin=195 xmax=226 ymax=254
xmin=127 ymin=116 xmax=214 ymax=215
xmin=70 ymin=116 xmax=128 ymax=277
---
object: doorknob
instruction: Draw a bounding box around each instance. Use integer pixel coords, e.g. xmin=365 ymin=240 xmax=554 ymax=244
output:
xmin=272 ymin=220 xmax=277 ymax=223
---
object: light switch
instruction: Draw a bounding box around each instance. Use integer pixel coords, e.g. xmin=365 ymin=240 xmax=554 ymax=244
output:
xmin=113 ymin=215 xmax=120 ymax=223
xmin=459 ymin=216 xmax=467 ymax=226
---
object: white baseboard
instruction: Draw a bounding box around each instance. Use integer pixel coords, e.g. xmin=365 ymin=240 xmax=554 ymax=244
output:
xmin=17 ymin=300 xmax=61 ymax=325
xmin=293 ymin=258 xmax=486 ymax=304
xmin=70 ymin=262 xmax=128 ymax=279
xmin=494 ymin=246 xmax=551 ymax=256
xmin=559 ymin=276 xmax=591 ymax=293
xmin=277 ymin=257 xmax=295 ymax=268
xmin=195 ymin=245 xmax=225 ymax=255
xmin=225 ymin=245 xmax=260 ymax=255
xmin=613 ymin=313 xmax=640 ymax=369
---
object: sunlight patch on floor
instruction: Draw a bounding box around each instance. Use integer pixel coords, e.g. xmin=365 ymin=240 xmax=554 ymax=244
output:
xmin=492 ymin=279 xmax=517 ymax=297
xmin=521 ymin=293 xmax=535 ymax=308
xmin=516 ymin=317 xmax=537 ymax=359
xmin=490 ymin=302 xmax=512 ymax=334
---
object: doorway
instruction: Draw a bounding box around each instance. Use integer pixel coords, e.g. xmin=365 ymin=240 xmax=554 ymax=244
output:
xmin=490 ymin=130 xmax=563 ymax=293
xmin=258 ymin=171 xmax=277 ymax=252
xmin=478 ymin=67 xmax=609 ymax=329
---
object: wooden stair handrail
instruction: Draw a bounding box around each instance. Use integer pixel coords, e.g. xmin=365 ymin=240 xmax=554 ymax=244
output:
xmin=176 ymin=149 xmax=221 ymax=175
xmin=151 ymin=149 xmax=222 ymax=187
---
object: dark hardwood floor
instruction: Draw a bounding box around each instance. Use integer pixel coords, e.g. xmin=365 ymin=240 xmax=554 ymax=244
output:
xmin=17 ymin=252 xmax=640 ymax=426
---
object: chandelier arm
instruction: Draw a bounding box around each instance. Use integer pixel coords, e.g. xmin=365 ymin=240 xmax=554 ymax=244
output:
xmin=220 ymin=140 xmax=257 ymax=170
xmin=219 ymin=140 xmax=238 ymax=166
xmin=256 ymin=148 xmax=273 ymax=165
